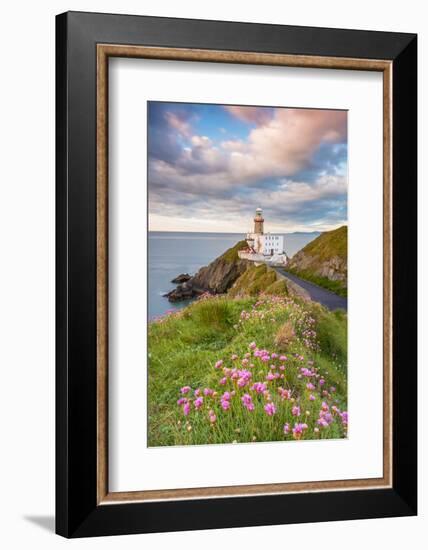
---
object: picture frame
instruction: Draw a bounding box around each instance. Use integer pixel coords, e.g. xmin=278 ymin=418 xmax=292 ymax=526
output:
xmin=56 ymin=11 xmax=417 ymax=538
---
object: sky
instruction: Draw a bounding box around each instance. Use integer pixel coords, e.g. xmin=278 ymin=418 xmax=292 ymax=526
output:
xmin=148 ymin=102 xmax=347 ymax=233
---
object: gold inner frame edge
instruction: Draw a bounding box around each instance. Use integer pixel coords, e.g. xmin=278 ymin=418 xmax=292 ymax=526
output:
xmin=96 ymin=44 xmax=393 ymax=505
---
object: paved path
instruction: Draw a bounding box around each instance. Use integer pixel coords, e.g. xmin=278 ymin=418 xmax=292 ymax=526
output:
xmin=274 ymin=268 xmax=347 ymax=312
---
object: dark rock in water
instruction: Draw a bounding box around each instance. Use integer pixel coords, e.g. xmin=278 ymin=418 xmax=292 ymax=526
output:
xmin=171 ymin=273 xmax=191 ymax=284
xmin=166 ymin=240 xmax=250 ymax=303
xmin=164 ymin=281 xmax=205 ymax=302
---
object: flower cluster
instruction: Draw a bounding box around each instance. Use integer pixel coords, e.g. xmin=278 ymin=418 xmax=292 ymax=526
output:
xmin=176 ymin=340 xmax=348 ymax=443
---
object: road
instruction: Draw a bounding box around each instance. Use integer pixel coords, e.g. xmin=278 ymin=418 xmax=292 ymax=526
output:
xmin=274 ymin=268 xmax=347 ymax=312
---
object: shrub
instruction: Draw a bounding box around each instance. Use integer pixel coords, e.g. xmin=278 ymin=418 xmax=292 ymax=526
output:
xmin=274 ymin=321 xmax=296 ymax=350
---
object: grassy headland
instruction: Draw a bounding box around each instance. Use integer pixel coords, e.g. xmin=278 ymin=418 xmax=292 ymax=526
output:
xmin=148 ymin=291 xmax=347 ymax=447
xmin=287 ymin=225 xmax=348 ymax=297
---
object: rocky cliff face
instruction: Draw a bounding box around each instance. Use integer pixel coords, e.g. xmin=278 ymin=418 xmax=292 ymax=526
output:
xmin=165 ymin=241 xmax=250 ymax=302
xmin=288 ymin=251 xmax=347 ymax=283
xmin=287 ymin=226 xmax=347 ymax=289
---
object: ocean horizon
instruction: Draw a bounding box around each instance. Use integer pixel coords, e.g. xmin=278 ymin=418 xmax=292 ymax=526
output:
xmin=148 ymin=231 xmax=320 ymax=319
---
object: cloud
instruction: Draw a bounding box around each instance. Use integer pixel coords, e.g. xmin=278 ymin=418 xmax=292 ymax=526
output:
xmin=164 ymin=110 xmax=192 ymax=137
xmin=224 ymin=105 xmax=273 ymax=126
xmin=148 ymin=103 xmax=348 ymax=232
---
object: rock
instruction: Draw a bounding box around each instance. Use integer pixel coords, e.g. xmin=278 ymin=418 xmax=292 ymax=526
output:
xmin=164 ymin=281 xmax=205 ymax=302
xmin=287 ymin=226 xmax=347 ymax=290
xmin=166 ymin=240 xmax=250 ymax=302
xmin=171 ymin=273 xmax=191 ymax=284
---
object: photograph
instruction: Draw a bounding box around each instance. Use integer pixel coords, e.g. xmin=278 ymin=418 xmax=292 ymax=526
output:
xmin=147 ymin=101 xmax=349 ymax=446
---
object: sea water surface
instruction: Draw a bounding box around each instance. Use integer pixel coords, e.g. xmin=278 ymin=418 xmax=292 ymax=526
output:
xmin=148 ymin=231 xmax=319 ymax=319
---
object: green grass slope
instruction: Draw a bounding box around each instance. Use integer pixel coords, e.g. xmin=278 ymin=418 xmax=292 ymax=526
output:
xmin=288 ymin=225 xmax=348 ymax=297
xmin=148 ymin=293 xmax=347 ymax=447
xmin=301 ymin=225 xmax=347 ymax=261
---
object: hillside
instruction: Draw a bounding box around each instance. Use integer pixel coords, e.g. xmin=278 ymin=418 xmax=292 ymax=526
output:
xmin=287 ymin=226 xmax=347 ymax=296
xmin=148 ymin=293 xmax=348 ymax=447
xmin=150 ymin=238 xmax=348 ymax=447
xmin=165 ymin=240 xmax=249 ymax=301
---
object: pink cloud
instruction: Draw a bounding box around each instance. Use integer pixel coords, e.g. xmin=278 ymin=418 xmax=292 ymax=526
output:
xmin=228 ymin=108 xmax=347 ymax=180
xmin=164 ymin=111 xmax=192 ymax=137
xmin=225 ymin=105 xmax=273 ymax=126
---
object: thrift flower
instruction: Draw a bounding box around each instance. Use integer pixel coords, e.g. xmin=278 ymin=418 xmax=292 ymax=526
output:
xmin=241 ymin=394 xmax=255 ymax=412
xmin=264 ymin=402 xmax=276 ymax=416
xmin=292 ymin=423 xmax=308 ymax=439
xmin=180 ymin=386 xmax=191 ymax=395
xmin=292 ymin=405 xmax=301 ymax=417
xmin=194 ymin=397 xmax=203 ymax=410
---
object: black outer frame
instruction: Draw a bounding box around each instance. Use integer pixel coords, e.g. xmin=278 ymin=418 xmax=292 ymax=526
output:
xmin=56 ymin=11 xmax=417 ymax=538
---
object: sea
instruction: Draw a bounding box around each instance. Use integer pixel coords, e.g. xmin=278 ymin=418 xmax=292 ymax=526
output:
xmin=148 ymin=231 xmax=319 ymax=319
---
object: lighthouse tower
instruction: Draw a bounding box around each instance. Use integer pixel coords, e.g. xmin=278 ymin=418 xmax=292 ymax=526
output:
xmin=253 ymin=208 xmax=264 ymax=234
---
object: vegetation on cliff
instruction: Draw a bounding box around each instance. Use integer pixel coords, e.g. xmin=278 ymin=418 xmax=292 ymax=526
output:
xmin=228 ymin=264 xmax=281 ymax=298
xmin=287 ymin=225 xmax=347 ymax=297
xmin=148 ymin=293 xmax=347 ymax=447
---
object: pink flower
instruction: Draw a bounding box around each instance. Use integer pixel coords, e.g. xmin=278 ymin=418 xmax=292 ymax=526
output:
xmin=306 ymin=382 xmax=315 ymax=391
xmin=251 ymin=382 xmax=266 ymax=394
xmin=292 ymin=423 xmax=308 ymax=439
xmin=271 ymin=353 xmax=279 ymax=359
xmin=261 ymin=355 xmax=270 ymax=363
xmin=279 ymin=355 xmax=288 ymax=361
xmin=220 ymin=399 xmax=230 ymax=411
xmin=219 ymin=377 xmax=227 ymax=386
xmin=214 ymin=360 xmax=223 ymax=369
xmin=241 ymin=393 xmax=255 ymax=412
xmin=249 ymin=342 xmax=257 ymax=350
xmin=283 ymin=423 xmax=290 ymax=435
xmin=222 ymin=392 xmax=231 ymax=401
xmin=231 ymin=354 xmax=238 ymax=361
xmin=266 ymin=372 xmax=275 ymax=381
xmin=264 ymin=402 xmax=276 ymax=416
xmin=319 ymin=378 xmax=325 ymax=386
xmin=279 ymin=388 xmax=291 ymax=400
xmin=209 ymin=414 xmax=217 ymax=423
xmin=341 ymin=411 xmax=349 ymax=425
xmin=203 ymin=388 xmax=214 ymax=396
xmin=309 ymin=394 xmax=316 ymax=401
xmin=321 ymin=402 xmax=329 ymax=412
xmin=292 ymin=405 xmax=301 ymax=417
xmin=177 ymin=397 xmax=187 ymax=406
xmin=183 ymin=402 xmax=191 ymax=416
xmin=194 ymin=388 xmax=201 ymax=397
xmin=194 ymin=397 xmax=203 ymax=410
xmin=180 ymin=386 xmax=191 ymax=395
xmin=279 ymin=365 xmax=285 ymax=371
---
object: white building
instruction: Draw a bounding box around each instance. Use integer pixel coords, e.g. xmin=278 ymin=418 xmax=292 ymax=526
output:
xmin=245 ymin=208 xmax=285 ymax=256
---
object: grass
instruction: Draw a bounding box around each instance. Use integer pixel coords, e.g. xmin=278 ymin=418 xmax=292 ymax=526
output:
xmin=220 ymin=240 xmax=248 ymax=263
xmin=301 ymin=225 xmax=347 ymax=262
xmin=228 ymin=264 xmax=277 ymax=297
xmin=286 ymin=267 xmax=348 ymax=297
xmin=148 ymin=293 xmax=348 ymax=447
xmin=287 ymin=225 xmax=347 ymax=297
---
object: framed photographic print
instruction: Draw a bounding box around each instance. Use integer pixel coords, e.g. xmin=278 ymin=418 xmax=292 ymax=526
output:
xmin=56 ymin=11 xmax=417 ymax=538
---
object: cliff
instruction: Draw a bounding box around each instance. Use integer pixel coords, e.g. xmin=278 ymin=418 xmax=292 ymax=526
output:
xmin=287 ymin=225 xmax=347 ymax=296
xmin=166 ymin=241 xmax=250 ymax=302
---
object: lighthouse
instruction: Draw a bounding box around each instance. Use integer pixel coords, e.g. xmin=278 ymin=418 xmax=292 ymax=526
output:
xmin=254 ymin=207 xmax=264 ymax=234
xmin=244 ymin=208 xmax=286 ymax=259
